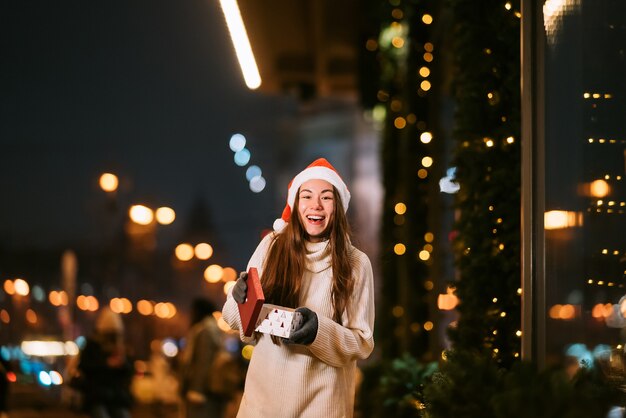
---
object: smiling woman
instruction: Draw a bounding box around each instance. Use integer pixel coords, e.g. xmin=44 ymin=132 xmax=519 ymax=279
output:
xmin=221 ymin=157 xmax=375 ymax=418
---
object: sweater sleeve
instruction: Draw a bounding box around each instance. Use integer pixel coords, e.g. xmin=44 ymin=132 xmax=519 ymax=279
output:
xmin=222 ymin=233 xmax=274 ymax=343
xmin=308 ymin=250 xmax=375 ymax=368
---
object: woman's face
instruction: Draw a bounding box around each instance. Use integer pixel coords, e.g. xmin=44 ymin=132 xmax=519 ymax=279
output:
xmin=297 ymin=179 xmax=335 ymax=242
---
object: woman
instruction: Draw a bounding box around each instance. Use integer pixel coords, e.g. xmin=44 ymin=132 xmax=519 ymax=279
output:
xmin=222 ymin=158 xmax=375 ymax=418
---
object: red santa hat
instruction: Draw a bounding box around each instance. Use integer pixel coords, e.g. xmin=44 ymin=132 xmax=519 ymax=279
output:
xmin=273 ymin=158 xmax=351 ymax=232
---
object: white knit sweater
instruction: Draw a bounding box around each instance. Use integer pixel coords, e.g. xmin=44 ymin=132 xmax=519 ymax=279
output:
xmin=222 ymin=233 xmax=375 ymax=418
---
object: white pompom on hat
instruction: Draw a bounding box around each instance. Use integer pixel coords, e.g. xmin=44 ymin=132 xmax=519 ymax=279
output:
xmin=273 ymin=158 xmax=350 ymax=232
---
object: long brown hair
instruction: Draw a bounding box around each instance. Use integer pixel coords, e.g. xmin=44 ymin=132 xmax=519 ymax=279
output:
xmin=262 ymin=186 xmax=354 ymax=323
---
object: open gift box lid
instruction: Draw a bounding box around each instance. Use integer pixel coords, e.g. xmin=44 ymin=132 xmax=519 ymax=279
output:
xmin=237 ymin=267 xmax=265 ymax=337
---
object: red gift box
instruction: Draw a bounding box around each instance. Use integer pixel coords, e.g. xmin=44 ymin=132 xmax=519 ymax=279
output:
xmin=237 ymin=267 xmax=265 ymax=337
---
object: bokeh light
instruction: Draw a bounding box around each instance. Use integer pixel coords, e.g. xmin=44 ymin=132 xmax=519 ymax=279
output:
xmin=155 ymin=207 xmax=176 ymax=225
xmin=229 ymin=134 xmax=246 ymax=152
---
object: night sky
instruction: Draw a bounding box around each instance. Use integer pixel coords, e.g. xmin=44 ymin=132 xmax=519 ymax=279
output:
xmin=1 ymin=1 xmax=297 ymax=269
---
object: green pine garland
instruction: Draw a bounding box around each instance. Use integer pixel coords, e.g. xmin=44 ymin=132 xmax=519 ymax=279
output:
xmin=372 ymin=0 xmax=433 ymax=359
xmin=445 ymin=0 xmax=522 ymax=366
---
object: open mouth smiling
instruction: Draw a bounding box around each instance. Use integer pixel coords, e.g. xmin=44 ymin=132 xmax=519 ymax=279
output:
xmin=306 ymin=215 xmax=326 ymax=224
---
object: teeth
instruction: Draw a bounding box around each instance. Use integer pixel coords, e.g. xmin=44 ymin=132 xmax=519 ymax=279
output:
xmin=307 ymin=215 xmax=324 ymax=220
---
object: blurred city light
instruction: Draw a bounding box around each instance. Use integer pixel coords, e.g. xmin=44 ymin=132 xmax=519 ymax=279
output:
xmin=13 ymin=278 xmax=30 ymax=296
xmin=589 ymin=179 xmax=610 ymax=197
xmin=155 ymin=207 xmax=176 ymax=225
xmin=175 ymin=243 xmax=195 ymax=261
xmin=544 ymin=210 xmax=583 ymax=230
xmin=249 ymin=175 xmax=266 ymax=193
xmin=245 ymin=165 xmax=262 ymax=181
xmin=137 ymin=300 xmax=154 ymax=316
xmin=99 ymin=173 xmax=119 ymax=192
xmin=25 ymin=309 xmax=37 ymax=324
xmin=234 ymin=148 xmax=251 ymax=166
xmin=204 ymin=265 xmax=224 ymax=283
xmin=32 ymin=285 xmax=45 ymax=302
xmin=222 ymin=267 xmax=237 ymax=282
xmin=194 ymin=243 xmax=214 ymax=260
xmin=229 ymin=133 xmax=246 ymax=152
xmin=218 ymin=0 xmax=261 ymax=89
xmin=38 ymin=371 xmax=52 ymax=386
xmin=161 ymin=339 xmax=178 ymax=357
xmin=223 ymin=281 xmax=236 ymax=295
xmin=129 ymin=205 xmax=154 ymax=225
xmin=21 ymin=340 xmax=70 ymax=357
xmin=3 ymin=280 xmax=15 ymax=295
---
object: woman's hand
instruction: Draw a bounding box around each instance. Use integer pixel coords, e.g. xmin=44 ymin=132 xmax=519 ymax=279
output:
xmin=285 ymin=307 xmax=318 ymax=345
xmin=232 ymin=271 xmax=248 ymax=303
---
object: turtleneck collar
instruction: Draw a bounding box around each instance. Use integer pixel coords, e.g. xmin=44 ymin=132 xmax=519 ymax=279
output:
xmin=304 ymin=240 xmax=332 ymax=273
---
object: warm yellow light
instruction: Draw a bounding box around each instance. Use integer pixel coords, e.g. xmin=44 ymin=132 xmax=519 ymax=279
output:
xmin=137 ymin=300 xmax=154 ymax=316
xmin=392 ymin=306 xmax=404 ymax=317
xmin=13 ymin=278 xmax=30 ymax=296
xmin=506 ymin=136 xmax=515 ymax=144
xmin=423 ymin=53 xmax=433 ymax=62
xmin=393 ymin=243 xmax=406 ymax=255
xmin=129 ymin=205 xmax=154 ymax=225
xmin=242 ymin=344 xmax=254 ymax=360
xmin=420 ymin=80 xmax=431 ymax=91
xmin=0 ymin=310 xmax=9 ymax=324
xmin=544 ymin=210 xmax=583 ymax=230
xmin=589 ymin=179 xmax=610 ymax=198
xmin=154 ymin=302 xmax=176 ymax=319
xmin=424 ymin=42 xmax=434 ymax=52
xmin=516 ymin=330 xmax=522 ymax=337
xmin=219 ymin=0 xmax=261 ymax=89
xmin=394 ymin=117 xmax=407 ymax=129
xmin=418 ymin=250 xmax=430 ymax=261
xmin=175 ymin=243 xmax=195 ymax=261
xmin=391 ymin=36 xmax=405 ymax=48
xmin=419 ymin=67 xmax=430 ymax=77
xmin=417 ymin=169 xmax=428 ymax=179
xmin=422 ymin=14 xmax=433 ymax=24
xmin=223 ymin=281 xmax=236 ymax=295
xmin=424 ymin=232 xmax=434 ymax=242
xmin=421 ymin=156 xmax=433 ymax=167
xmin=394 ymin=202 xmax=407 ymax=215
xmin=3 ymin=280 xmax=15 ymax=295
xmin=365 ymin=39 xmax=378 ymax=51
xmin=194 ymin=243 xmax=214 ymax=260
xmin=437 ymin=287 xmax=459 ymax=310
xmin=26 ymin=309 xmax=37 ymax=324
xmin=155 ymin=207 xmax=176 ymax=225
xmin=420 ymin=132 xmax=433 ymax=143
xmin=423 ymin=321 xmax=434 ymax=331
xmin=99 ymin=173 xmax=119 ymax=192
xmin=110 ymin=298 xmax=124 ymax=314
xmin=222 ymin=267 xmax=237 ymax=282
xmin=204 ymin=265 xmax=224 ymax=283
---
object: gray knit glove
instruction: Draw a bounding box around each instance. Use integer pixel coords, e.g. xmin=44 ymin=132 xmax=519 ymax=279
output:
xmin=232 ymin=271 xmax=248 ymax=304
xmin=285 ymin=307 xmax=318 ymax=345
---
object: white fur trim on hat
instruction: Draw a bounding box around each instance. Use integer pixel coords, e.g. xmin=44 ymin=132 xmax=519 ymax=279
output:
xmin=287 ymin=166 xmax=351 ymax=211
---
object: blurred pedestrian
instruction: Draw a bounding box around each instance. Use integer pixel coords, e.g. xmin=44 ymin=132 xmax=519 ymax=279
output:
xmin=179 ymin=298 xmax=226 ymax=418
xmin=222 ymin=158 xmax=375 ymax=418
xmin=76 ymin=307 xmax=134 ymax=418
